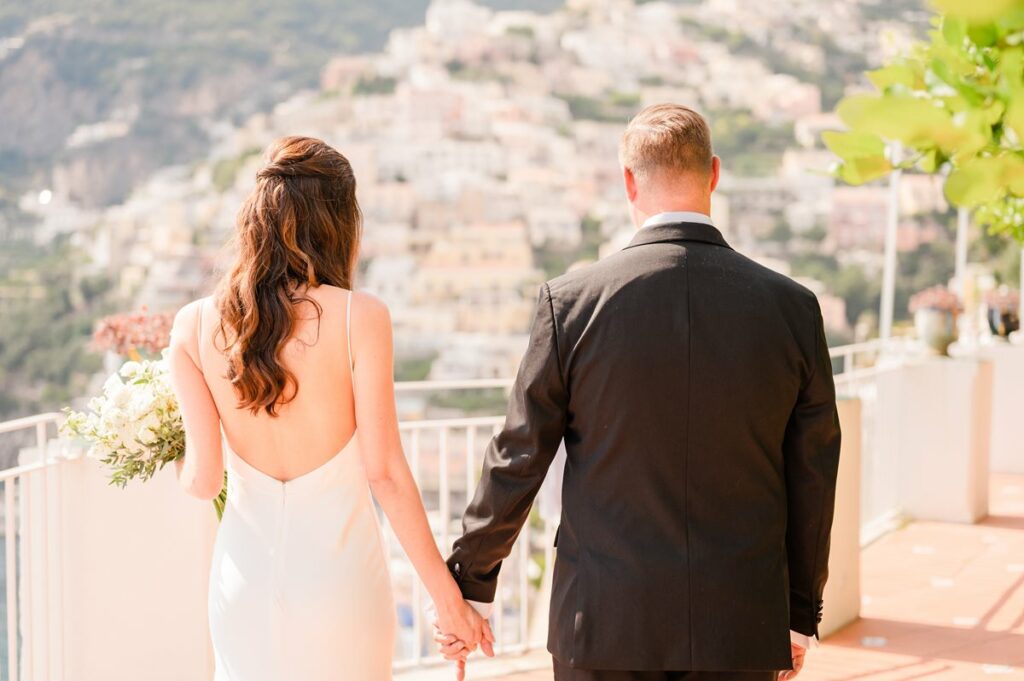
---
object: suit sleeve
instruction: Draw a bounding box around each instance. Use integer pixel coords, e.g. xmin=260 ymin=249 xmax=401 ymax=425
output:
xmin=783 ymin=301 xmax=842 ymax=638
xmin=446 ymin=283 xmax=568 ymax=602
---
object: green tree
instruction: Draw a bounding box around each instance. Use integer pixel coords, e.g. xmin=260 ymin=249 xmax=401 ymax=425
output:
xmin=826 ymin=0 xmax=1024 ymax=243
xmin=0 ymin=240 xmax=116 ymax=419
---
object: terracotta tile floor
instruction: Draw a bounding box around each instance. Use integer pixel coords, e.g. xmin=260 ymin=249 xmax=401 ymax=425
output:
xmin=485 ymin=475 xmax=1024 ymax=681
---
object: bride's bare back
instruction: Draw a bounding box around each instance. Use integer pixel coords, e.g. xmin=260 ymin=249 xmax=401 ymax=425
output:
xmin=166 ymin=137 xmax=488 ymax=679
xmin=195 ymin=285 xmax=357 ymax=482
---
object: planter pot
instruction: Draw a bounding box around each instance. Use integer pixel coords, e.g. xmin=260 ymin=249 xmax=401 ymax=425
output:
xmin=987 ymin=307 xmax=1021 ymax=338
xmin=915 ymin=308 xmax=957 ymax=355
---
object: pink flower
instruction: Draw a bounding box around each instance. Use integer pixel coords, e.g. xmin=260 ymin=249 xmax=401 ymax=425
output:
xmin=93 ymin=308 xmax=175 ymax=358
xmin=909 ymin=286 xmax=962 ymax=314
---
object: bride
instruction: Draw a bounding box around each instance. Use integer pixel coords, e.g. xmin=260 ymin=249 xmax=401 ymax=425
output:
xmin=166 ymin=136 xmax=493 ymax=680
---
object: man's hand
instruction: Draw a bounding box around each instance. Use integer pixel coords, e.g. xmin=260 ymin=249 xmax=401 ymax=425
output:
xmin=433 ymin=598 xmax=494 ymax=655
xmin=780 ymin=642 xmax=806 ymax=680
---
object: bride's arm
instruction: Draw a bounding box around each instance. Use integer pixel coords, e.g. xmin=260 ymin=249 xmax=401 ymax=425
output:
xmin=351 ymin=292 xmax=493 ymax=652
xmin=167 ymin=301 xmax=225 ymax=501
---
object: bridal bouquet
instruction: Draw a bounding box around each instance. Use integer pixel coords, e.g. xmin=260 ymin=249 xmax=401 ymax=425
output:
xmin=61 ymin=353 xmax=227 ymax=519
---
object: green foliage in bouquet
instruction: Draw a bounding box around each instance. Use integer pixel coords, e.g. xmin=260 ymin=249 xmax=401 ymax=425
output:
xmin=825 ymin=0 xmax=1024 ymax=243
xmin=61 ymin=355 xmax=227 ymax=520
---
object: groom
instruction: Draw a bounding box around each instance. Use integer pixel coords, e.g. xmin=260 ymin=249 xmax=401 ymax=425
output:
xmin=440 ymin=104 xmax=842 ymax=680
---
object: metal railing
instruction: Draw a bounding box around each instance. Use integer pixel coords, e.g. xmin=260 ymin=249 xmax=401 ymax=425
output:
xmin=0 ymin=337 xmax=915 ymax=679
xmin=389 ymin=415 xmax=549 ymax=669
xmin=0 ymin=414 xmax=63 ymax=681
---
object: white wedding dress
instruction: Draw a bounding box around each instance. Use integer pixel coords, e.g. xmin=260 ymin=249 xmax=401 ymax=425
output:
xmin=206 ymin=293 xmax=396 ymax=680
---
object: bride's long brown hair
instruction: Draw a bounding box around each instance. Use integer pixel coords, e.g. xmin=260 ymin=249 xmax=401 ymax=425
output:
xmin=215 ymin=136 xmax=361 ymax=416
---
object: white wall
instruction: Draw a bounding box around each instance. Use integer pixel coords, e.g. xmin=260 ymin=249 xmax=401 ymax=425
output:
xmin=23 ymin=452 xmax=218 ymax=681
xmin=820 ymin=398 xmax=862 ymax=639
xmin=981 ymin=343 xmax=1024 ymax=474
xmin=875 ymin=358 xmax=992 ymax=524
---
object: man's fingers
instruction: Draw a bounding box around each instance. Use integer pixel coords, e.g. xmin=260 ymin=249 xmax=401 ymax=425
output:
xmin=780 ymin=652 xmax=805 ymax=680
xmin=482 ymin=620 xmax=496 ymax=644
xmin=456 ymin=659 xmax=466 ymax=681
xmin=480 ymin=638 xmax=495 ymax=657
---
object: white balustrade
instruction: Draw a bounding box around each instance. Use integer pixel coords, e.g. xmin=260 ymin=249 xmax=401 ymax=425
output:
xmin=1 ymin=339 xmax=1020 ymax=678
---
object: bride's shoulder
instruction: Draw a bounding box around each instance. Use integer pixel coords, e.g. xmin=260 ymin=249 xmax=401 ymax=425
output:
xmin=170 ymin=297 xmax=207 ymax=339
xmin=309 ymin=285 xmax=387 ymax=316
xmin=349 ymin=290 xmax=391 ymax=327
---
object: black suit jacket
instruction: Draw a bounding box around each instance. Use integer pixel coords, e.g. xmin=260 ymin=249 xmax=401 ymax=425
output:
xmin=447 ymin=221 xmax=841 ymax=671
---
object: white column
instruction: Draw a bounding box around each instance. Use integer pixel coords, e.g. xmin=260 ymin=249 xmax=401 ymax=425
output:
xmin=880 ymin=144 xmax=902 ymax=340
xmin=819 ymin=398 xmax=862 ymax=639
xmin=56 ymin=455 xmax=218 ymax=681
xmin=955 ymin=208 xmax=970 ymax=299
xmin=879 ymin=358 xmax=992 ymax=523
xmin=1019 ymin=246 xmax=1024 ymax=327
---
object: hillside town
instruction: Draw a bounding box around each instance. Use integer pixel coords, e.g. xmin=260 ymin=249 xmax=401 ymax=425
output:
xmin=17 ymin=0 xmax=942 ymax=384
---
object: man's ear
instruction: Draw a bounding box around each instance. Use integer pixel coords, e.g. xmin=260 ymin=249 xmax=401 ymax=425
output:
xmin=623 ymin=166 xmax=639 ymax=202
xmin=709 ymin=156 xmax=721 ymax=194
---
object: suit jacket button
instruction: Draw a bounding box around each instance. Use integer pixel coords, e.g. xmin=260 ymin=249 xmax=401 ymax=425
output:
xmin=454 ymin=562 xmax=462 ymax=575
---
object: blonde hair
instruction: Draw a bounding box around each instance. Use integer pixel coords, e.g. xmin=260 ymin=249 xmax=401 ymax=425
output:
xmin=619 ymin=103 xmax=713 ymax=180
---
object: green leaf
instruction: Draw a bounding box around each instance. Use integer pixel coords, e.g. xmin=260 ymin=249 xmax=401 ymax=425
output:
xmin=997 ymin=46 xmax=1023 ymax=90
xmin=836 ymin=94 xmax=955 ymax=147
xmin=930 ymin=0 xmax=1024 ymax=24
xmin=821 ymin=130 xmax=887 ymax=160
xmin=1004 ymin=154 xmax=1024 ymax=195
xmin=996 ymin=7 xmax=1024 ymax=31
xmin=947 ymin=110 xmax=993 ymax=161
xmin=941 ymin=14 xmax=968 ymax=46
xmin=868 ymin=63 xmax=919 ymax=91
xmin=945 ymin=156 xmax=1010 ymax=206
xmin=931 ymin=58 xmax=986 ymax=106
xmin=920 ymin=148 xmax=945 ymax=172
xmin=835 ymin=156 xmax=895 ymax=185
xmin=1005 ymin=97 xmax=1024 ymax=140
xmin=967 ymin=22 xmax=1000 ymax=46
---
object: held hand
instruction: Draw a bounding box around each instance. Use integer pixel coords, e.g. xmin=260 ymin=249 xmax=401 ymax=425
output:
xmin=780 ymin=642 xmax=806 ymax=680
xmin=433 ymin=631 xmax=486 ymax=681
xmin=434 ymin=599 xmax=495 ymax=655
xmin=434 ymin=630 xmax=472 ymax=662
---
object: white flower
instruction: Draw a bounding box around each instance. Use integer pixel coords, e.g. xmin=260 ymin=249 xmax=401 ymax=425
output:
xmin=119 ymin=361 xmax=143 ymax=379
xmin=63 ymin=357 xmax=185 ymax=484
xmin=102 ymin=373 xmax=123 ymax=396
xmin=136 ymin=412 xmax=161 ymax=445
xmin=110 ymin=383 xmax=135 ymax=409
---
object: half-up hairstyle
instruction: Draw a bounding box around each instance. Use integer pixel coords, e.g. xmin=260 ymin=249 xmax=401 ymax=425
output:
xmin=216 ymin=136 xmax=362 ymax=416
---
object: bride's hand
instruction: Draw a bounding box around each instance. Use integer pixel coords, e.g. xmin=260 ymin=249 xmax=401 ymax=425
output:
xmin=434 ymin=598 xmax=496 ymax=657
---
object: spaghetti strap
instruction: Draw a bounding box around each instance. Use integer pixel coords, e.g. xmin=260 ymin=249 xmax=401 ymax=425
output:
xmin=346 ymin=291 xmax=354 ymax=378
xmin=195 ymin=297 xmax=205 ymax=374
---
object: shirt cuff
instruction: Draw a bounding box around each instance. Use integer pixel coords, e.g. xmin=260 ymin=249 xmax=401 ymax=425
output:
xmin=468 ymin=600 xmax=494 ymax=619
xmin=791 ymin=630 xmax=818 ymax=650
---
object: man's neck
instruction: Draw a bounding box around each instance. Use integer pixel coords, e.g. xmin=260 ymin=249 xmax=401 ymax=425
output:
xmin=634 ymin=204 xmax=711 ymax=228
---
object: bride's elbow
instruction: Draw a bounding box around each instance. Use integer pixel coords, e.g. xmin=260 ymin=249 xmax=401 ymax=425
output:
xmin=188 ymin=479 xmax=225 ymax=502
xmin=179 ymin=467 xmax=225 ymax=501
xmin=366 ymin=467 xmax=399 ymax=498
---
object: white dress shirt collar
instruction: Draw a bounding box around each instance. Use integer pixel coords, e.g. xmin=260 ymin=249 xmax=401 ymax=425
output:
xmin=642 ymin=211 xmax=714 ymax=229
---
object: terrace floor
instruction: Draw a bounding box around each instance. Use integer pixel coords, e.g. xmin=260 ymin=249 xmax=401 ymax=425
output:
xmin=432 ymin=474 xmax=1024 ymax=681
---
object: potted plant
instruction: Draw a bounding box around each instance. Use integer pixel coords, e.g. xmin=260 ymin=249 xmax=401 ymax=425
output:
xmin=909 ymin=286 xmax=962 ymax=356
xmin=985 ymin=286 xmax=1021 ymax=339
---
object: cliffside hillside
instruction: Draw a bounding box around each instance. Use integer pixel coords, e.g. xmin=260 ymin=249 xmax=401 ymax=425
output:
xmin=0 ymin=0 xmax=560 ymax=216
